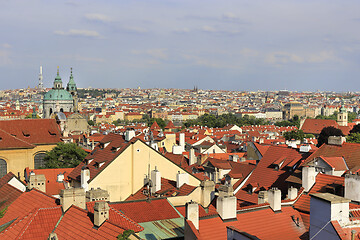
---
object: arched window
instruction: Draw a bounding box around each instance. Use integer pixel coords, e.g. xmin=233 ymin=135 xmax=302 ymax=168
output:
xmin=0 ymin=159 xmax=7 ymax=178
xmin=34 ymin=153 xmax=46 ymax=169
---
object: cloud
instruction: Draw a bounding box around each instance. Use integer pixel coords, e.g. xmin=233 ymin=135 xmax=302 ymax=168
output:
xmin=54 ymin=29 xmax=102 ymax=38
xmin=308 ymin=51 xmax=337 ymax=63
xmin=174 ymin=28 xmax=190 ymax=33
xmin=240 ymin=48 xmax=259 ymax=57
xmin=0 ymin=50 xmax=11 ymax=65
xmin=2 ymin=43 xmax=11 ymax=49
xmin=202 ymin=25 xmax=217 ymax=33
xmin=85 ymin=13 xmax=112 ymax=23
xmin=265 ymin=50 xmax=339 ymax=66
xmin=132 ymin=49 xmax=168 ymax=60
xmin=61 ymin=54 xmax=105 ymax=63
xmin=201 ymin=25 xmax=241 ymax=35
xmin=122 ymin=26 xmax=148 ymax=34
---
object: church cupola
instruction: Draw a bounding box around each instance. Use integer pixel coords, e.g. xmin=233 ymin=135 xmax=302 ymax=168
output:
xmin=53 ymin=67 xmax=63 ymax=89
xmin=66 ymin=67 xmax=77 ymax=95
xmin=337 ymin=100 xmax=348 ymax=127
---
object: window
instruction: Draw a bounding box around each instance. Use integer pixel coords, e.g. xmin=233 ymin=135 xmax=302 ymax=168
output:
xmin=34 ymin=153 xmax=46 ymax=169
xmin=0 ymin=159 xmax=7 ymax=178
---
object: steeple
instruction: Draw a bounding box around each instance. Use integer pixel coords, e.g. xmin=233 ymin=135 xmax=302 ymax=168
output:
xmin=337 ymin=99 xmax=348 ymax=126
xmin=66 ymin=67 xmax=77 ymax=94
xmin=53 ymin=67 xmax=63 ymax=89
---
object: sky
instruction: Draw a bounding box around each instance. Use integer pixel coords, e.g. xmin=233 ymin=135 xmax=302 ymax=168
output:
xmin=0 ymin=0 xmax=360 ymax=91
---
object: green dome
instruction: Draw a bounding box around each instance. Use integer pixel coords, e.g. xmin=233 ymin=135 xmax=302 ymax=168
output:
xmin=44 ymin=89 xmax=73 ymax=101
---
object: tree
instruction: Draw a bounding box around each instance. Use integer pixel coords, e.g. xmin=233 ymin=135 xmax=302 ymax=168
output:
xmin=347 ymin=132 xmax=360 ymax=144
xmin=350 ymin=124 xmax=360 ymax=134
xmin=283 ymin=130 xmax=304 ymax=141
xmin=88 ymin=120 xmax=95 ymax=126
xmin=317 ymin=126 xmax=344 ymax=147
xmin=43 ymin=142 xmax=87 ymax=168
xmin=117 ymin=230 xmax=135 ymax=240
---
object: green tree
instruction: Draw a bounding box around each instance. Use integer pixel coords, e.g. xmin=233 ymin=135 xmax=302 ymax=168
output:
xmin=117 ymin=230 xmax=135 ymax=240
xmin=347 ymin=132 xmax=360 ymax=144
xmin=283 ymin=130 xmax=305 ymax=141
xmin=304 ymin=134 xmax=315 ymax=139
xmin=0 ymin=206 xmax=7 ymax=219
xmin=348 ymin=112 xmax=357 ymax=123
xmin=88 ymin=120 xmax=95 ymax=126
xmin=317 ymin=126 xmax=344 ymax=147
xmin=350 ymin=124 xmax=360 ymax=134
xmin=44 ymin=142 xmax=87 ymax=168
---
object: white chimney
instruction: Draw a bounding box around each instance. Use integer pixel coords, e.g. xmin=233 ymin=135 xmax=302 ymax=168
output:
xmin=81 ymin=166 xmax=90 ymax=191
xmin=300 ymin=144 xmax=311 ymax=153
xmin=151 ymin=168 xmax=161 ymax=193
xmin=310 ymin=193 xmax=350 ymax=239
xmin=94 ymin=201 xmax=110 ymax=227
xmin=258 ymin=190 xmax=268 ymax=204
xmin=302 ymin=166 xmax=317 ymax=192
xmin=216 ymin=184 xmax=237 ymax=220
xmin=186 ymin=201 xmax=199 ymax=230
xmin=268 ymin=188 xmax=281 ymax=212
xmin=172 ymin=145 xmax=183 ymax=155
xmin=125 ymin=129 xmax=135 ymax=141
xmin=328 ymin=136 xmax=346 ymax=146
xmin=232 ymin=155 xmax=239 ymax=162
xmin=200 ymin=180 xmax=215 ymax=207
xmin=287 ymin=186 xmax=298 ymax=200
xmin=345 ymin=173 xmax=360 ymax=202
xmin=176 ymin=172 xmax=189 ymax=188
xmin=189 ymin=148 xmax=196 ymax=165
xmin=60 ymin=188 xmax=86 ymax=211
xmin=57 ymin=173 xmax=64 ymax=182
xmin=179 ymin=133 xmax=185 ymax=149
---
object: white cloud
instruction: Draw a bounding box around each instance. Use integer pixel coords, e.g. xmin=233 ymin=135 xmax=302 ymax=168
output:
xmin=308 ymin=51 xmax=337 ymax=63
xmin=61 ymin=54 xmax=105 ymax=63
xmin=202 ymin=25 xmax=217 ymax=33
xmin=0 ymin=50 xmax=11 ymax=65
xmin=174 ymin=28 xmax=190 ymax=33
xmin=132 ymin=49 xmax=168 ymax=60
xmin=54 ymin=29 xmax=102 ymax=38
xmin=85 ymin=13 xmax=112 ymax=23
xmin=222 ymin=12 xmax=239 ymax=21
xmin=240 ymin=48 xmax=259 ymax=57
xmin=122 ymin=26 xmax=148 ymax=34
xmin=2 ymin=43 xmax=11 ymax=49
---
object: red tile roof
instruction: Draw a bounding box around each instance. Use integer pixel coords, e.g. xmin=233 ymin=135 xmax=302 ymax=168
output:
xmin=301 ymin=119 xmax=339 ymax=135
xmin=0 ymin=119 xmax=62 ymax=147
xmin=111 ymin=198 xmax=181 ymax=223
xmin=197 ymin=206 xmax=306 ymax=240
xmin=0 ymin=189 xmax=58 ymax=226
xmin=293 ymin=173 xmax=344 ymax=213
xmin=0 ymin=207 xmax=62 ymax=240
xmin=150 ymin=121 xmax=161 ymax=130
xmin=54 ymin=205 xmax=127 ymax=239
xmin=318 ymin=156 xmax=348 ymax=171
xmin=25 ymin=167 xmax=74 ymax=196
xmin=302 ymin=142 xmax=360 ymax=170
xmin=0 ymin=184 xmax=22 ymax=211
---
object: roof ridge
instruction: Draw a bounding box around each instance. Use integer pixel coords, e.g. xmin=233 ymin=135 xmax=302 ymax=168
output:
xmin=0 ymin=128 xmax=35 ymax=148
xmin=109 ymin=207 xmax=144 ymax=231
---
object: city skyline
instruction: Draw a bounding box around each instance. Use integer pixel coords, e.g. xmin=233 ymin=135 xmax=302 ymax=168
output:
xmin=1 ymin=0 xmax=359 ymax=91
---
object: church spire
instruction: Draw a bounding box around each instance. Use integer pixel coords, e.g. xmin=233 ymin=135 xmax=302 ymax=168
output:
xmin=53 ymin=67 xmax=63 ymax=89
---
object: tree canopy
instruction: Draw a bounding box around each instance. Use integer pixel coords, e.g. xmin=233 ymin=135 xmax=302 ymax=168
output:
xmin=44 ymin=142 xmax=87 ymax=168
xmin=274 ymin=115 xmax=300 ymax=128
xmin=317 ymin=126 xmax=344 ymax=147
xmin=283 ymin=129 xmax=304 ymax=141
xmin=347 ymin=132 xmax=360 ymax=144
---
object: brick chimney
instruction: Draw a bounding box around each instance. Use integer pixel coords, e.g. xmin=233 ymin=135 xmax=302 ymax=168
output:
xmin=185 ymin=201 xmax=199 ymax=230
xmin=60 ymin=188 xmax=86 ymax=211
xmin=28 ymin=174 xmax=46 ymax=193
xmin=302 ymin=166 xmax=317 ymax=192
xmin=94 ymin=201 xmax=110 ymax=227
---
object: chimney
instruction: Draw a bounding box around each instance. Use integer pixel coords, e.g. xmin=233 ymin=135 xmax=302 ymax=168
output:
xmin=328 ymin=136 xmax=346 ymax=146
xmin=60 ymin=188 xmax=86 ymax=211
xmin=57 ymin=173 xmax=64 ymax=182
xmin=179 ymin=133 xmax=185 ymax=149
xmin=125 ymin=129 xmax=135 ymax=141
xmin=94 ymin=201 xmax=110 ymax=227
xmin=310 ymin=193 xmax=350 ymax=239
xmin=302 ymin=166 xmax=317 ymax=192
xmin=172 ymin=145 xmax=183 ymax=155
xmin=185 ymin=201 xmax=199 ymax=230
xmin=81 ymin=166 xmax=90 ymax=191
xmin=151 ymin=168 xmax=161 ymax=193
xmin=232 ymin=155 xmax=239 ymax=162
xmin=287 ymin=186 xmax=298 ymax=200
xmin=86 ymin=188 xmax=110 ymax=202
xmin=216 ymin=184 xmax=237 ymax=220
xmin=200 ymin=180 xmax=215 ymax=207
xmin=48 ymin=232 xmax=58 ymax=240
xmin=345 ymin=173 xmax=360 ymax=202
xmin=239 ymin=157 xmax=246 ymax=162
xmin=268 ymin=188 xmax=281 ymax=212
xmin=28 ymin=174 xmax=46 ymax=193
xmin=176 ymin=171 xmax=189 ymax=188
xmin=258 ymin=190 xmax=268 ymax=204
xmin=189 ymin=148 xmax=196 ymax=165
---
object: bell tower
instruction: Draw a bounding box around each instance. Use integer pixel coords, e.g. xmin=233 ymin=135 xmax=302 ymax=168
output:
xmin=337 ymin=100 xmax=348 ymax=127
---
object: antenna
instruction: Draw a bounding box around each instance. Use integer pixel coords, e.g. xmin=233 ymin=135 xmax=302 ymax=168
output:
xmin=38 ymin=66 xmax=44 ymax=89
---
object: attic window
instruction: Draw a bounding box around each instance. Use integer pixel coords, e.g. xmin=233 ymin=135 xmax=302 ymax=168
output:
xmin=98 ymin=162 xmax=105 ymax=168
xmin=87 ymin=159 xmax=94 ymax=164
xmin=22 ymin=131 xmax=30 ymax=137
xmin=48 ymin=130 xmax=57 ymax=136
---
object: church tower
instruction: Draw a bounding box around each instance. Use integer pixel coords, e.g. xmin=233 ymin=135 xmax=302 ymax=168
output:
xmin=337 ymin=101 xmax=348 ymax=127
xmin=66 ymin=68 xmax=78 ymax=112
